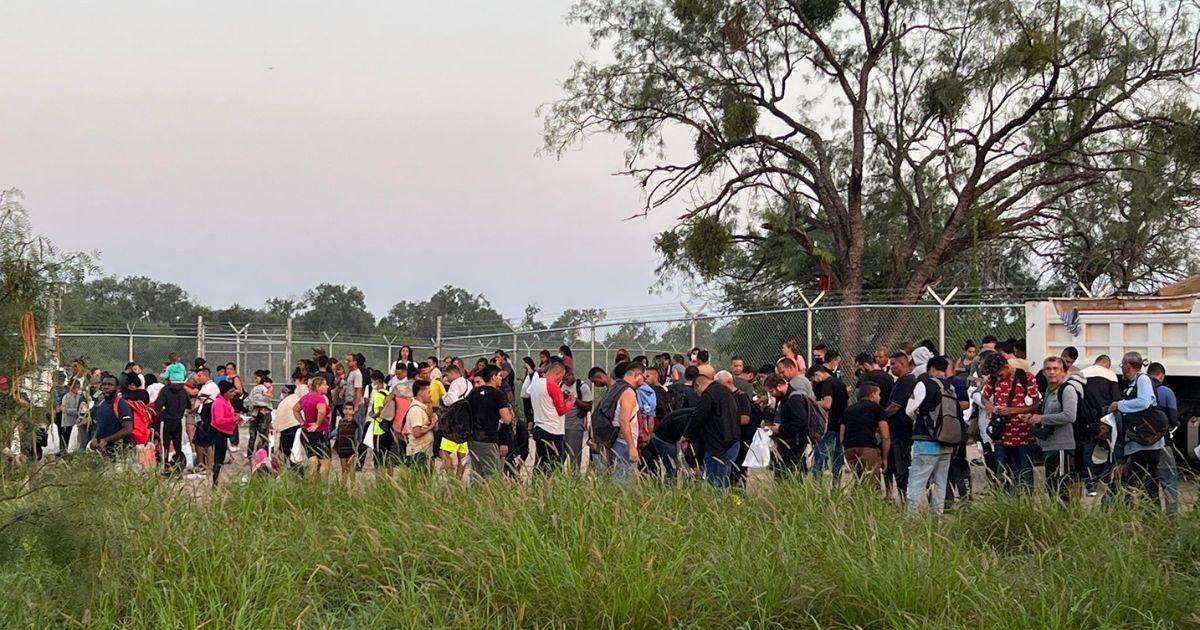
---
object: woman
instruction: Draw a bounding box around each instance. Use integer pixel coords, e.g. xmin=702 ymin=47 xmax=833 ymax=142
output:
xmin=247 ymin=371 xmax=274 ymax=460
xmin=538 ymin=350 xmax=552 ymax=371
xmin=210 ymin=380 xmax=241 ymax=486
xmin=559 ymin=345 xmax=575 ymax=372
xmin=468 ymin=358 xmax=488 ymax=379
xmin=394 ymin=345 xmax=418 ymax=372
xmin=298 ymin=376 xmax=333 ymax=477
xmin=958 ymin=340 xmax=978 ymax=375
xmin=512 ymin=356 xmax=538 ymax=476
xmin=59 ymin=380 xmax=82 ymax=453
xmin=331 ymin=361 xmax=347 ymax=421
xmin=614 ymin=348 xmax=630 ymax=366
xmin=781 ymin=340 xmax=808 ymax=372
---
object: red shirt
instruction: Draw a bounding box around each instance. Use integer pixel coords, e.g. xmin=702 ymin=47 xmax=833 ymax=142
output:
xmin=299 ymin=392 xmax=331 ymax=433
xmin=982 ymin=373 xmax=1041 ymax=446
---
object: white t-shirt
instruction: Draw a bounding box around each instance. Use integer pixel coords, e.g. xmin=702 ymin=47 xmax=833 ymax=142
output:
xmin=344 ymin=369 xmax=363 ymax=404
xmin=195 ymin=381 xmax=220 ymax=411
xmin=273 ymin=394 xmax=301 ymax=431
xmin=146 ymin=383 xmax=165 ymax=405
xmin=442 ymin=376 xmax=471 ymax=406
xmin=530 ymin=375 xmax=566 ymax=435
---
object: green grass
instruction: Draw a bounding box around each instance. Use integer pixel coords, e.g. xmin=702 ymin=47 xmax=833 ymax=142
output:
xmin=0 ymin=462 xmax=1198 ymax=628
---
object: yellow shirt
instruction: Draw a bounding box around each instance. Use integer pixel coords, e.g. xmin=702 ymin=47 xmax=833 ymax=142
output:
xmin=429 ymin=379 xmax=447 ymax=409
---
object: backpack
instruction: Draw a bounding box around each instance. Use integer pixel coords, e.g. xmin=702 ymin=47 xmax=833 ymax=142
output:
xmin=787 ymin=391 xmax=828 ymax=445
xmin=115 ymin=396 xmax=154 ymax=445
xmin=917 ymin=377 xmax=964 ymax=446
xmin=1123 ymin=375 xmax=1168 ymax=447
xmin=591 ymin=380 xmax=631 ymax=448
xmin=1058 ymin=374 xmax=1094 ymax=433
xmin=391 ymin=397 xmax=414 ymax=436
xmin=438 ymin=398 xmax=473 ymax=443
xmin=380 ymin=394 xmax=398 ymax=421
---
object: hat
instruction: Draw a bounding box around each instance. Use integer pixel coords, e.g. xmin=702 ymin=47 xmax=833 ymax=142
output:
xmin=218 ymin=380 xmax=237 ymax=395
xmin=312 ymin=347 xmax=327 ymax=356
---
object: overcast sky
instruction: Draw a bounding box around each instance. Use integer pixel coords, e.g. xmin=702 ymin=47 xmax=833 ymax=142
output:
xmin=1 ymin=1 xmax=685 ymax=321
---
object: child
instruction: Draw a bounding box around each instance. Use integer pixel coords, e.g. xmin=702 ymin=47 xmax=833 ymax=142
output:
xmin=334 ymin=401 xmax=359 ymax=477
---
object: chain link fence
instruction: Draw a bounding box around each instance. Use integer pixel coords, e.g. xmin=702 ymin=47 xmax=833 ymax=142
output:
xmin=50 ymin=303 xmax=1026 ymax=382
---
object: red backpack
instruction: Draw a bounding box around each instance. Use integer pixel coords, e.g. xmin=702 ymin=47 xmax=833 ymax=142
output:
xmin=114 ymin=395 xmax=155 ymax=445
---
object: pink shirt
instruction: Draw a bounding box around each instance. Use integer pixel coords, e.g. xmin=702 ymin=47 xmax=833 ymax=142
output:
xmin=211 ymin=396 xmax=239 ymax=436
xmin=300 ymin=392 xmax=331 ymax=432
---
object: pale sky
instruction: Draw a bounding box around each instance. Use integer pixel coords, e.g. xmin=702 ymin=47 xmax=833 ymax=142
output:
xmin=1 ymin=1 xmax=685 ymax=321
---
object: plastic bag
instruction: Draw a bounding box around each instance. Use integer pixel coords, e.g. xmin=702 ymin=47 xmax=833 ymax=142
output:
xmin=43 ymin=425 xmax=61 ymax=456
xmin=137 ymin=444 xmax=156 ymax=469
xmin=743 ymin=427 xmax=773 ymax=468
xmin=181 ymin=428 xmax=196 ymax=468
xmin=362 ymin=421 xmax=376 ymax=450
xmin=67 ymin=425 xmax=82 ymax=453
xmin=290 ymin=431 xmax=307 ymax=464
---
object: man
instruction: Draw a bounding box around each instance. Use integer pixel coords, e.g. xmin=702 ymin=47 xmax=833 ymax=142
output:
xmin=855 ymin=353 xmax=894 ymax=404
xmin=640 ymin=367 xmax=671 ymax=471
xmin=154 ymin=374 xmax=191 ymax=473
xmin=1080 ymin=355 xmax=1120 ymax=494
xmin=186 ymin=367 xmax=220 ymax=470
xmin=465 ymin=365 xmax=514 ymax=479
xmin=1109 ymin=352 xmax=1163 ymax=506
xmin=729 ymin=356 xmax=756 ymax=399
xmin=905 ymin=356 xmax=959 ymax=514
xmin=1147 ymin=362 xmax=1180 ymax=513
xmin=588 ymin=366 xmax=613 ymax=389
xmin=120 ymin=362 xmax=143 ymax=390
xmin=775 ymin=357 xmax=814 ymax=399
xmin=494 ymin=350 xmax=516 ymax=401
xmin=715 ymin=371 xmax=754 ymax=486
xmin=667 ymin=365 xmax=701 ymax=410
xmin=438 ymin=364 xmax=472 ymax=476
xmin=90 ymin=373 xmax=133 ymax=457
xmin=764 ymin=373 xmax=810 ymax=475
xmin=810 ymin=366 xmax=847 ymax=483
xmin=561 ymin=368 xmax=593 ymax=471
xmin=873 ymin=348 xmax=889 ymax=372
xmin=669 ymin=354 xmax=686 ymax=385
xmin=812 ymin=344 xmax=828 ymax=366
xmin=529 ymin=362 xmax=575 ymax=472
xmin=682 ymin=371 xmax=741 ymax=487
xmin=695 ymin=349 xmax=716 ymax=380
xmin=840 ymin=383 xmax=890 ymax=492
xmin=1028 ymin=356 xmax=1079 ymax=502
xmin=883 ymin=352 xmax=917 ymax=498
xmin=405 ymin=380 xmax=438 ymax=470
xmin=969 ymin=335 xmax=999 ymax=378
xmin=420 ymin=364 xmax=447 ymax=413
xmin=602 ymin=362 xmax=644 ymax=482
xmin=273 ymin=372 xmax=307 ymax=472
xmin=1061 ymin=346 xmax=1081 ymax=374
xmin=822 ymin=350 xmax=844 ymax=381
xmin=981 ymin=351 xmax=1040 ymax=493
xmin=388 ymin=361 xmax=409 ymax=389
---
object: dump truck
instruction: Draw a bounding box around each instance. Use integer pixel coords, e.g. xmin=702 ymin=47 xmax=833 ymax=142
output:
xmin=1024 ymin=275 xmax=1200 ymax=463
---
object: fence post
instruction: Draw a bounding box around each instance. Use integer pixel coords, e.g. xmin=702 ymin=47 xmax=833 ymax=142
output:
xmin=126 ymin=323 xmax=135 ymax=363
xmin=383 ymin=335 xmax=396 ymax=369
xmin=798 ymin=291 xmax=826 ymax=361
xmin=229 ymin=323 xmax=249 ymax=372
xmin=589 ymin=319 xmax=598 ymax=370
xmin=680 ymin=302 xmax=707 ymax=349
xmin=196 ymin=316 xmax=205 ymax=360
xmin=925 ymin=287 xmax=959 ymax=354
xmin=322 ymin=332 xmax=339 ymax=360
xmin=435 ymin=316 xmax=443 ymax=360
xmin=262 ymin=330 xmax=274 ymax=378
xmin=284 ymin=318 xmax=293 ymax=375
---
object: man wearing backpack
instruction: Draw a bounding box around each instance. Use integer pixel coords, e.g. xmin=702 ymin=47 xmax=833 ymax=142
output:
xmin=1082 ymin=355 xmax=1121 ymax=495
xmin=905 ymin=356 xmax=961 ymax=514
xmin=89 ymin=373 xmax=133 ymax=457
xmin=1109 ymin=352 xmax=1164 ymax=506
xmin=1147 ymin=362 xmax=1180 ymax=513
xmin=154 ymin=376 xmax=191 ymax=473
xmin=1027 ymin=356 xmax=1079 ymax=502
xmin=980 ymin=352 xmax=1041 ymax=493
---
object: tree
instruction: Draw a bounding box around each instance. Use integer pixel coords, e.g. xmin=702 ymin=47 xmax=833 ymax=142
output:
xmin=544 ymin=0 xmax=1200 ymax=347
xmin=60 ymin=276 xmax=199 ymax=328
xmin=294 ymin=284 xmax=376 ymax=335
xmin=381 ymin=286 xmax=506 ymax=340
xmin=265 ymin=296 xmax=307 ymax=321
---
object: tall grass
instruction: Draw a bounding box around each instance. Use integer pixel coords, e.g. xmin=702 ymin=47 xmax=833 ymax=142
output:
xmin=1 ymin=462 xmax=1197 ymax=628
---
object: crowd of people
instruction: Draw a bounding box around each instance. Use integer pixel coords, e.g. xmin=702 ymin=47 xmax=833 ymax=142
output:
xmin=30 ymin=335 xmax=1186 ymax=513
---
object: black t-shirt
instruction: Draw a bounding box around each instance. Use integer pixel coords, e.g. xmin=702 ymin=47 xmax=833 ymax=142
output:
xmin=886 ymin=374 xmax=918 ymax=441
xmin=467 ymin=385 xmax=508 ymax=443
xmin=734 ymin=390 xmax=756 ymax=444
xmin=857 ymin=369 xmax=894 ymax=405
xmin=124 ymin=389 xmax=151 ymax=405
xmin=818 ymin=379 xmax=849 ymax=432
xmin=842 ymin=400 xmax=887 ymax=449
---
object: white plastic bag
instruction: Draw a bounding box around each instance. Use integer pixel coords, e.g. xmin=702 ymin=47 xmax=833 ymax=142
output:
xmin=744 ymin=427 xmax=773 ymax=468
xmin=289 ymin=431 xmax=308 ymax=464
xmin=43 ymin=425 xmax=61 ymax=456
xmin=362 ymin=421 xmax=376 ymax=450
xmin=181 ymin=428 xmax=196 ymax=468
xmin=67 ymin=425 xmax=82 ymax=453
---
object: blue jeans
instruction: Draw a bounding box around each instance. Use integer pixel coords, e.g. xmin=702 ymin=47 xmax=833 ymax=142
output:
xmin=609 ymin=439 xmax=635 ymax=484
xmin=1157 ymin=447 xmax=1179 ymax=513
xmin=704 ymin=442 xmax=740 ymax=488
xmin=651 ymin=435 xmax=679 ymax=479
xmin=811 ymin=430 xmax=844 ymax=480
xmin=907 ymin=448 xmax=952 ymax=514
xmin=994 ymin=443 xmax=1038 ymax=493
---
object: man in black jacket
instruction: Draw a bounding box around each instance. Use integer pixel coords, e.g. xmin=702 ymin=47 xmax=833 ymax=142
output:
xmin=154 ymin=380 xmax=192 ymax=474
xmin=764 ymin=373 xmax=810 ymax=476
xmin=682 ymin=372 xmax=742 ymax=487
xmin=1081 ymin=355 xmax=1121 ymax=494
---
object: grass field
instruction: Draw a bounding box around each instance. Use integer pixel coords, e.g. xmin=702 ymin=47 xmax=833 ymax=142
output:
xmin=1 ymin=461 xmax=1198 ymax=629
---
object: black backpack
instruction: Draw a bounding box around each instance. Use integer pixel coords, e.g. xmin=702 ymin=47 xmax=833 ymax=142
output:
xmin=590 ymin=380 xmax=630 ymax=448
xmin=439 ymin=398 xmax=473 ymax=443
xmin=1123 ymin=375 xmax=1168 ymax=447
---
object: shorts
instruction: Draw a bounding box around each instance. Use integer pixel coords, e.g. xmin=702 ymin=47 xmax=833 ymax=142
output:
xmin=302 ymin=431 xmax=331 ymax=460
xmin=185 ymin=414 xmax=198 ymax=427
xmin=439 ymin=438 xmax=469 ymax=455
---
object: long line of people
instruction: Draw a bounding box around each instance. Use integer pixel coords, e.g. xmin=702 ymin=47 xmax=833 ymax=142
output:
xmin=30 ymin=337 xmax=1184 ymax=513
